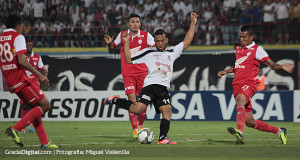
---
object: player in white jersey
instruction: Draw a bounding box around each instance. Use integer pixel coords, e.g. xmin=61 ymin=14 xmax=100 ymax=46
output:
xmin=104 ymin=12 xmax=199 ymax=144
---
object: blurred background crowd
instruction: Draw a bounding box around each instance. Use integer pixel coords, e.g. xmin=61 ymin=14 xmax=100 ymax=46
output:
xmin=0 ymin=0 xmax=299 ymax=47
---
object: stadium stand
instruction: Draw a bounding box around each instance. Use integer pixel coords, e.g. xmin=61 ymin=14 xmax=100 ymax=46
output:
xmin=0 ymin=0 xmax=299 ymax=47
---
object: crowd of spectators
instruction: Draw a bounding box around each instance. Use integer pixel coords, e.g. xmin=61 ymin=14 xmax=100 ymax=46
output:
xmin=0 ymin=0 xmax=299 ymax=47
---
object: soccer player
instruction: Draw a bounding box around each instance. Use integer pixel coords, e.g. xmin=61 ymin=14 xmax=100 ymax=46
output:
xmin=104 ymin=12 xmax=199 ymax=144
xmin=257 ymin=68 xmax=269 ymax=91
xmin=0 ymin=15 xmax=60 ymax=148
xmin=217 ymin=25 xmax=294 ymax=145
xmin=20 ymin=40 xmax=47 ymax=134
xmin=104 ymin=13 xmax=155 ymax=139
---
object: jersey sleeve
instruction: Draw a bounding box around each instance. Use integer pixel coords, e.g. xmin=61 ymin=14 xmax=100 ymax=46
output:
xmin=14 ymin=35 xmax=27 ymax=55
xmin=113 ymin=32 xmax=121 ymax=47
xmin=147 ymin=32 xmax=155 ymax=47
xmin=38 ymin=56 xmax=45 ymax=70
xmin=256 ymin=46 xmax=270 ymax=62
xmin=172 ymin=42 xmax=184 ymax=60
xmin=131 ymin=48 xmax=149 ymax=64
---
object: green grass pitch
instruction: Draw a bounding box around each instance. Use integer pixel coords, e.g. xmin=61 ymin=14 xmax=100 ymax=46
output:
xmin=1 ymin=121 xmax=300 ymax=160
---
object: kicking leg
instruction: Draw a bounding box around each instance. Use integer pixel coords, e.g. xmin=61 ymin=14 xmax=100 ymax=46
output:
xmin=157 ymin=105 xmax=177 ymax=144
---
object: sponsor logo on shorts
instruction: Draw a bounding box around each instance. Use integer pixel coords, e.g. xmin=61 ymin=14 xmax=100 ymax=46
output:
xmin=125 ymin=86 xmax=135 ymax=90
xmin=141 ymin=95 xmax=151 ymax=101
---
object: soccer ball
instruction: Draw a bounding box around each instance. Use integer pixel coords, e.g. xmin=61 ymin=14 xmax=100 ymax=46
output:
xmin=138 ymin=128 xmax=154 ymax=144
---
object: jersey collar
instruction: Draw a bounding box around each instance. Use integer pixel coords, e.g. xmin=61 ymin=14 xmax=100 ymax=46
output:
xmin=245 ymin=41 xmax=255 ymax=49
xmin=128 ymin=29 xmax=140 ymax=38
xmin=3 ymin=28 xmax=16 ymax=32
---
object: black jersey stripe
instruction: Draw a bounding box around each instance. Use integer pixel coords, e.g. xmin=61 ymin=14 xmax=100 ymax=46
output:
xmin=164 ymin=49 xmax=174 ymax=52
xmin=132 ymin=49 xmax=156 ymax=61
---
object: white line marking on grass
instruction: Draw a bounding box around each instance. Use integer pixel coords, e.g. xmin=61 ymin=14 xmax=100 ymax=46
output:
xmin=1 ymin=141 xmax=125 ymax=148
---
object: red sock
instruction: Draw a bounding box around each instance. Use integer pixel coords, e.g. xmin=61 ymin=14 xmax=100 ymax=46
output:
xmin=32 ymin=116 xmax=49 ymax=145
xmin=254 ymin=120 xmax=279 ymax=134
xmin=129 ymin=112 xmax=138 ymax=130
xmin=236 ymin=106 xmax=246 ymax=132
xmin=12 ymin=107 xmax=43 ymax=131
xmin=21 ymin=109 xmax=28 ymax=118
xmin=138 ymin=108 xmax=147 ymax=126
xmin=20 ymin=109 xmax=28 ymax=130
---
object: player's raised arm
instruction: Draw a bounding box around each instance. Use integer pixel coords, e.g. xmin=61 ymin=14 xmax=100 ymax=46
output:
xmin=182 ymin=12 xmax=199 ymax=51
xmin=104 ymin=34 xmax=116 ymax=52
xmin=122 ymin=33 xmax=132 ymax=64
xmin=217 ymin=67 xmax=234 ymax=78
xmin=263 ymin=59 xmax=294 ymax=73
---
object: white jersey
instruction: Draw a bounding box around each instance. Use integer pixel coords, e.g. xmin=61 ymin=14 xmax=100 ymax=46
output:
xmin=131 ymin=42 xmax=184 ymax=89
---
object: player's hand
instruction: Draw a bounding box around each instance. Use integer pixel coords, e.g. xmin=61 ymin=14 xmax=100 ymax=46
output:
xmin=190 ymin=12 xmax=199 ymax=24
xmin=104 ymin=35 xmax=114 ymax=44
xmin=122 ymin=33 xmax=130 ymax=42
xmin=282 ymin=63 xmax=294 ymax=73
xmin=39 ymin=75 xmax=50 ymax=89
xmin=217 ymin=71 xmax=226 ymax=78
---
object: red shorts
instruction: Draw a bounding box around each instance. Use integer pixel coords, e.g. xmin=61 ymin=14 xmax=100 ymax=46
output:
xmin=123 ymin=74 xmax=147 ymax=95
xmin=16 ymin=83 xmax=45 ymax=106
xmin=233 ymin=84 xmax=257 ymax=112
xmin=19 ymin=82 xmax=41 ymax=104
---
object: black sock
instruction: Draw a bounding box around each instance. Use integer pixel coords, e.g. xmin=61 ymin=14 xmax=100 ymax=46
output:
xmin=113 ymin=98 xmax=133 ymax=111
xmin=159 ymin=118 xmax=170 ymax=141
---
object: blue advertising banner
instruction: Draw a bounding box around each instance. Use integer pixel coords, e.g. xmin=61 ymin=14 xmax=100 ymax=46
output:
xmin=155 ymin=91 xmax=293 ymax=121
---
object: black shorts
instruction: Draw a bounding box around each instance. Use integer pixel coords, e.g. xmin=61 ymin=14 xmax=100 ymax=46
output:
xmin=138 ymin=84 xmax=171 ymax=113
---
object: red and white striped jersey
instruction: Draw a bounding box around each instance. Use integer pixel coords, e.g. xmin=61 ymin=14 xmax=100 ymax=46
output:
xmin=25 ymin=52 xmax=45 ymax=85
xmin=0 ymin=29 xmax=29 ymax=93
xmin=113 ymin=29 xmax=155 ymax=76
xmin=233 ymin=42 xmax=270 ymax=85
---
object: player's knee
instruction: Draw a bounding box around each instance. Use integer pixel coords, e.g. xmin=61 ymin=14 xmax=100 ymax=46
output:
xmin=161 ymin=105 xmax=172 ymax=119
xmin=245 ymin=120 xmax=256 ymax=128
xmin=38 ymin=98 xmax=51 ymax=112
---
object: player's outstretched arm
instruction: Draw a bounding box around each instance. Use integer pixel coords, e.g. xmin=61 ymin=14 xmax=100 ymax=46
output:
xmin=122 ymin=33 xmax=132 ymax=64
xmin=17 ymin=54 xmax=50 ymax=88
xmin=264 ymin=59 xmax=294 ymax=73
xmin=104 ymin=35 xmax=116 ymax=51
xmin=217 ymin=67 xmax=234 ymax=78
xmin=182 ymin=12 xmax=199 ymax=51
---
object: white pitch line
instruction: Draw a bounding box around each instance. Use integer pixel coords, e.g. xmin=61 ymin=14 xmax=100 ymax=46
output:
xmin=1 ymin=141 xmax=127 ymax=148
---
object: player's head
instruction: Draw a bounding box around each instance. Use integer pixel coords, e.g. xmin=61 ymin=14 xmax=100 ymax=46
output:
xmin=127 ymin=13 xmax=141 ymax=33
xmin=5 ymin=15 xmax=22 ymax=31
xmin=240 ymin=25 xmax=254 ymax=47
xmin=26 ymin=39 xmax=33 ymax=54
xmin=154 ymin=29 xmax=168 ymax=51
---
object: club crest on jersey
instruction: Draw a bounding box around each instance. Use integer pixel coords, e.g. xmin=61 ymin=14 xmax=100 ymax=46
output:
xmin=247 ymin=52 xmax=251 ymax=56
xmin=34 ymin=62 xmax=37 ymax=66
xmin=138 ymin=39 xmax=142 ymax=44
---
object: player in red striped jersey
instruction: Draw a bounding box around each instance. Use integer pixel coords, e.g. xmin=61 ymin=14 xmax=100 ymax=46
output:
xmin=217 ymin=25 xmax=294 ymax=145
xmin=0 ymin=15 xmax=60 ymax=148
xmin=104 ymin=14 xmax=155 ymax=139
xmin=20 ymin=40 xmax=47 ymax=134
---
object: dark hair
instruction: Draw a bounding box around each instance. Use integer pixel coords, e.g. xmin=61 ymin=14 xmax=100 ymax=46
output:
xmin=240 ymin=25 xmax=254 ymax=36
xmin=154 ymin=29 xmax=166 ymax=37
xmin=5 ymin=15 xmax=21 ymax=28
xmin=128 ymin=13 xmax=140 ymax=21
